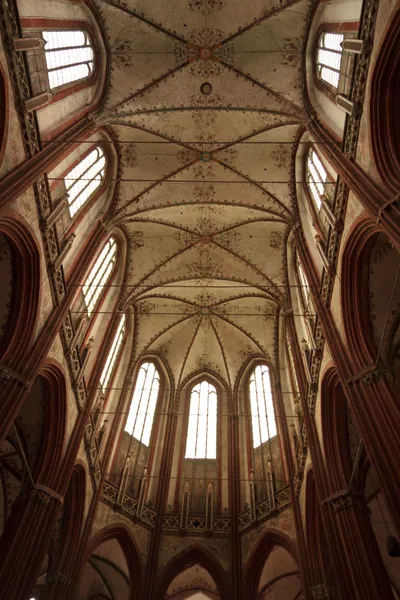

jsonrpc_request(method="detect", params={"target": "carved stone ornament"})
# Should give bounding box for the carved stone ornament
[54,572,72,587]
[361,366,385,385]
[310,584,336,599]
[28,488,51,506]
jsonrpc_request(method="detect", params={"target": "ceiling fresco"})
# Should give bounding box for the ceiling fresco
[93,0,312,391]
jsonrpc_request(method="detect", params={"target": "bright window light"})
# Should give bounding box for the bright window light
[83,237,116,316]
[317,32,344,89]
[298,260,310,304]
[65,147,106,217]
[306,149,327,211]
[250,365,277,448]
[43,30,94,89]
[99,314,126,393]
[185,380,217,459]
[125,362,160,446]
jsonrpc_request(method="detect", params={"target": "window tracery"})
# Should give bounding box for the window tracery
[125,362,160,446]
[185,380,217,459]
[316,32,344,89]
[83,237,116,316]
[298,259,311,306]
[64,146,106,217]
[249,365,277,448]
[306,149,327,212]
[99,314,126,394]
[43,30,94,90]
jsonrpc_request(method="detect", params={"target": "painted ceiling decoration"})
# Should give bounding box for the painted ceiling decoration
[93,0,311,390]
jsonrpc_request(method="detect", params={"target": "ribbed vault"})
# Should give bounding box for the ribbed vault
[93,0,311,388]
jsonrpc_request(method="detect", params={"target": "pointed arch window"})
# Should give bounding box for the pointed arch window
[64,147,106,217]
[250,365,277,448]
[306,149,327,211]
[298,259,310,305]
[43,30,94,90]
[125,362,160,446]
[317,32,344,89]
[185,380,217,459]
[99,314,126,393]
[83,237,116,316]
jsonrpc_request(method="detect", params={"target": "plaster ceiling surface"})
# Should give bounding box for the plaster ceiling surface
[94,0,312,391]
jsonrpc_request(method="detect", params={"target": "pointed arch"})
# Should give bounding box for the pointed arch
[81,524,142,600]
[320,368,352,489]
[370,8,400,192]
[245,527,298,599]
[34,361,67,487]
[0,62,8,169]
[156,543,231,600]
[0,215,41,370]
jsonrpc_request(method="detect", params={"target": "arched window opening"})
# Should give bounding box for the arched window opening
[125,362,160,446]
[317,32,344,89]
[249,365,276,448]
[298,259,311,306]
[65,146,106,217]
[43,30,94,90]
[185,380,217,459]
[306,149,327,211]
[99,314,126,394]
[83,237,116,316]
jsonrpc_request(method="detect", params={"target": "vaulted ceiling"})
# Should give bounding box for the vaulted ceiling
[94,0,311,391]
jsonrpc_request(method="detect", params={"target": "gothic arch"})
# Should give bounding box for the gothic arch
[0,215,41,370]
[245,527,298,598]
[34,361,67,487]
[320,368,352,490]
[305,470,330,586]
[370,7,400,192]
[80,524,142,600]
[156,543,231,600]
[0,62,8,169]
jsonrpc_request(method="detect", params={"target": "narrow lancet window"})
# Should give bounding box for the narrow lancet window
[43,30,94,89]
[306,149,327,211]
[250,365,276,448]
[185,380,217,459]
[125,362,160,446]
[317,32,344,89]
[298,260,311,305]
[65,147,106,217]
[99,314,126,393]
[83,237,116,316]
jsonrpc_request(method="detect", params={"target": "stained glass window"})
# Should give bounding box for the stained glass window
[83,237,116,316]
[185,380,217,459]
[43,30,94,90]
[250,365,276,448]
[317,32,344,89]
[65,147,106,217]
[125,362,160,446]
[306,149,327,211]
[99,314,126,393]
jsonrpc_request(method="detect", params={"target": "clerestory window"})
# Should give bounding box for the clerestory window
[65,146,106,217]
[249,365,277,448]
[99,314,126,393]
[306,149,328,211]
[298,260,311,305]
[43,30,94,90]
[125,362,160,446]
[83,237,116,316]
[185,380,217,459]
[316,32,344,89]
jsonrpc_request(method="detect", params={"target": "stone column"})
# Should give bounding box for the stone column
[295,234,400,535]
[0,116,96,210]
[0,488,63,600]
[0,221,107,444]
[307,118,400,250]
[229,412,243,600]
